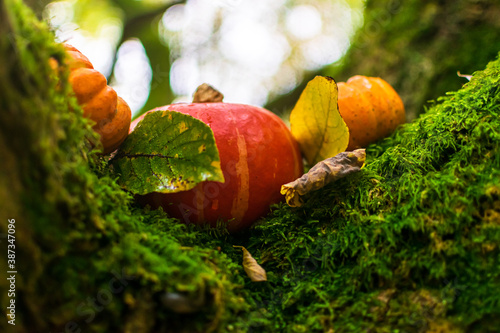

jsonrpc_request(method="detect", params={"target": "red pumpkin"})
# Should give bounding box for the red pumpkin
[131,101,303,233]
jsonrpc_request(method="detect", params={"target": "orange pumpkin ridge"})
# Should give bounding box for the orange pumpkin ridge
[371,77,406,126]
[63,44,94,70]
[347,76,394,139]
[337,75,405,150]
[337,82,378,150]
[63,43,132,154]
[97,97,132,154]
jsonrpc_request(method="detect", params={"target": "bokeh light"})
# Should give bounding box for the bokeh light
[111,40,153,113]
[45,0,364,116]
[161,0,363,107]
[286,5,323,40]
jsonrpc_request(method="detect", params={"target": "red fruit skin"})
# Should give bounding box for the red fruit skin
[131,103,303,233]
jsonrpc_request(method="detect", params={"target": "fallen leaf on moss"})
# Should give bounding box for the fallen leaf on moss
[233,246,267,282]
[281,149,366,207]
[289,75,350,166]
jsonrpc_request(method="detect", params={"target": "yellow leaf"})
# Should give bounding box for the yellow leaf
[233,246,267,282]
[290,76,350,166]
[281,149,366,207]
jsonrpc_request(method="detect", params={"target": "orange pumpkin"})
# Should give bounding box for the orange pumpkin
[64,44,131,154]
[63,44,93,70]
[337,75,405,150]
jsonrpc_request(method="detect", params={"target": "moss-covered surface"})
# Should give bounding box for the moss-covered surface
[1,1,500,332]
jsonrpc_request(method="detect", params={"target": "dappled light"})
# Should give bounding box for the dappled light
[286,5,323,40]
[161,0,363,107]
[44,0,364,116]
[111,39,152,113]
[44,0,122,76]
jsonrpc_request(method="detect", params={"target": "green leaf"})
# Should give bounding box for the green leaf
[289,76,350,166]
[111,110,224,195]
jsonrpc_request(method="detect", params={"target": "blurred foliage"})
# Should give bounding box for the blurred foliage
[97,0,181,113]
[41,0,364,117]
[42,0,181,116]
[73,0,124,34]
[37,0,500,121]
[268,0,500,122]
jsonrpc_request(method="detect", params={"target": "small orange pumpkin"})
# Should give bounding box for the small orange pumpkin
[64,44,131,154]
[337,75,405,150]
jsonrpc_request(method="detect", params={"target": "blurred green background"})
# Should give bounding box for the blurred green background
[29,0,500,121]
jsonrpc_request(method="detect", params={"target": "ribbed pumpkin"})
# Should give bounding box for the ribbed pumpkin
[131,88,303,233]
[64,44,131,154]
[337,75,405,150]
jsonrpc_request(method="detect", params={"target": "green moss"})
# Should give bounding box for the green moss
[246,54,500,332]
[1,0,500,332]
[0,1,248,332]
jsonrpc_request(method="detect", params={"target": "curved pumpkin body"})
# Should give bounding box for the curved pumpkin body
[64,44,93,70]
[63,44,131,154]
[69,68,118,124]
[98,97,132,153]
[337,75,405,150]
[131,103,303,233]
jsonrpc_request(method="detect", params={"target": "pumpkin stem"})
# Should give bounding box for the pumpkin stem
[192,83,224,103]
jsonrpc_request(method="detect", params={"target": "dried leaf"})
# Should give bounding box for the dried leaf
[281,149,366,207]
[111,110,224,195]
[233,246,267,282]
[290,76,350,166]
